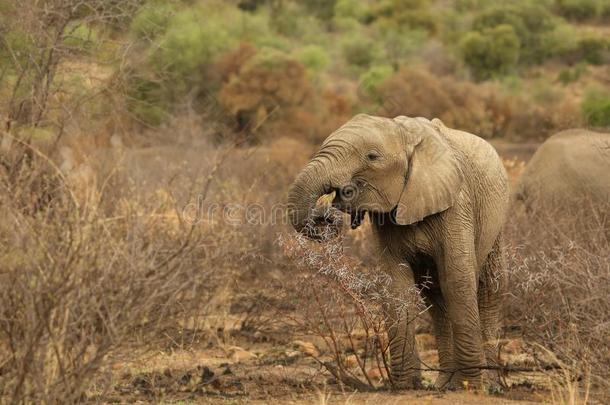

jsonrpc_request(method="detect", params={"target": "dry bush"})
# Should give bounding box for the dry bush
[277,227,428,391]
[376,68,582,140]
[378,68,512,138]
[504,199,609,400]
[0,141,245,403]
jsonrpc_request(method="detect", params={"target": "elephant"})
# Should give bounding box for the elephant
[287,114,509,390]
[514,129,610,212]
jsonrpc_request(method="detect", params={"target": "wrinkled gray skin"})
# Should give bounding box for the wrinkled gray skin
[288,114,509,390]
[515,129,610,211]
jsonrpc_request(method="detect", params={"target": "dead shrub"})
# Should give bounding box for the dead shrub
[0,142,242,403]
[378,68,512,138]
[505,198,610,400]
[277,228,428,391]
[376,68,582,140]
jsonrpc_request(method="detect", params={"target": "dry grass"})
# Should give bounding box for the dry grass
[0,139,246,403]
[504,198,610,402]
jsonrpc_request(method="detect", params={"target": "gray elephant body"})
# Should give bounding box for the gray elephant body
[288,114,509,389]
[515,129,610,211]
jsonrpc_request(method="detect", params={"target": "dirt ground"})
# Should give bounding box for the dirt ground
[100,315,551,404]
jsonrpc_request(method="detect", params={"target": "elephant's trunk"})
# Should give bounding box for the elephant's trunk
[287,160,331,235]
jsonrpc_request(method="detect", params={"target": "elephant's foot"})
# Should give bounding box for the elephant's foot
[482,369,505,394]
[450,369,485,391]
[391,370,423,390]
[434,371,459,390]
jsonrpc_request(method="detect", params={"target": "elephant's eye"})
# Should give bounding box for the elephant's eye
[366,152,380,161]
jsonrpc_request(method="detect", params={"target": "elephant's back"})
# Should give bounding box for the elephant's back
[517,129,610,207]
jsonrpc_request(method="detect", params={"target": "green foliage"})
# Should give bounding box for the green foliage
[302,0,337,21]
[557,64,587,84]
[577,36,608,64]
[125,75,170,126]
[341,34,381,69]
[460,24,520,80]
[334,0,368,22]
[130,1,176,40]
[295,45,330,73]
[358,65,393,100]
[555,0,600,21]
[150,9,232,80]
[372,0,438,34]
[472,3,557,64]
[63,23,99,53]
[380,29,426,68]
[582,89,610,127]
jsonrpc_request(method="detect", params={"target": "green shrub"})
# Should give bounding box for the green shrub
[578,36,608,64]
[372,0,438,34]
[130,1,176,40]
[295,45,330,73]
[334,0,368,22]
[472,3,556,64]
[150,10,232,81]
[381,29,426,68]
[555,0,600,21]
[358,65,393,101]
[582,89,610,127]
[341,34,380,68]
[302,0,337,21]
[460,24,520,80]
[63,23,100,53]
[558,64,587,84]
[125,75,171,126]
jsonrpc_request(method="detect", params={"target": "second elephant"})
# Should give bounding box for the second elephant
[288,114,509,389]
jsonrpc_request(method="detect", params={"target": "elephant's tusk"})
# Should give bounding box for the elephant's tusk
[316,190,336,208]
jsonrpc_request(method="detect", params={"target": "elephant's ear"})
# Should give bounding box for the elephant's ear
[393,116,464,225]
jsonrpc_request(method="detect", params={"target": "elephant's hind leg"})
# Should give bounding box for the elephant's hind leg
[478,235,506,387]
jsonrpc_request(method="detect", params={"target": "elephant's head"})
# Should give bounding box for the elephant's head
[287,114,463,239]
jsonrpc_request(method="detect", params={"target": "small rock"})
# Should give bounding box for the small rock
[226,346,257,362]
[291,340,320,357]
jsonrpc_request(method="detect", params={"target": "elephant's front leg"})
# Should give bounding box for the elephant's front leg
[382,254,422,389]
[439,242,485,389]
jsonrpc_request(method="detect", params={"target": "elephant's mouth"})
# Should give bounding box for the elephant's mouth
[317,189,367,231]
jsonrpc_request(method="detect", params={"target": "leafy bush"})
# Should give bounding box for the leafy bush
[302,0,337,21]
[578,36,608,64]
[582,89,610,127]
[372,0,438,34]
[334,0,368,22]
[295,45,330,73]
[124,75,171,126]
[472,3,557,64]
[380,29,427,69]
[63,23,99,53]
[341,34,380,69]
[557,64,587,84]
[358,64,394,101]
[555,0,600,21]
[460,24,520,80]
[130,1,176,40]
[150,9,233,82]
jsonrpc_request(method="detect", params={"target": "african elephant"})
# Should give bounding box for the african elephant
[287,114,509,390]
[514,129,610,212]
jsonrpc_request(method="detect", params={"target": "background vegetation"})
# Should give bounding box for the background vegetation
[1,0,608,403]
